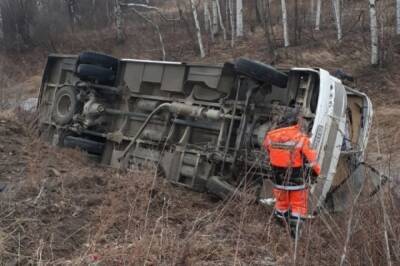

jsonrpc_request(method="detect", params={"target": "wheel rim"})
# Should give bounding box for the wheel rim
[57,94,72,117]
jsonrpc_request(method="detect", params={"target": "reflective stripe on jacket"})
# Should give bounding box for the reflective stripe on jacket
[263,124,321,176]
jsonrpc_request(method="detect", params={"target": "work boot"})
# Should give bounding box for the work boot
[274,210,289,227]
[289,216,304,239]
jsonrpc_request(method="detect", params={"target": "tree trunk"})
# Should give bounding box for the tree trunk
[369,0,378,65]
[66,0,79,30]
[236,0,243,37]
[215,0,227,40]
[310,0,315,24]
[228,0,235,47]
[315,0,321,30]
[114,0,124,43]
[255,0,264,25]
[204,1,210,32]
[204,1,214,41]
[294,0,299,45]
[190,0,206,58]
[265,0,276,60]
[397,0,400,34]
[0,1,17,50]
[281,0,290,47]
[212,0,219,35]
[332,0,342,41]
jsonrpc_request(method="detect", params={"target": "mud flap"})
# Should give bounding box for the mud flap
[328,163,389,212]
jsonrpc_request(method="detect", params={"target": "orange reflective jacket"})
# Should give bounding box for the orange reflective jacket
[263,124,321,175]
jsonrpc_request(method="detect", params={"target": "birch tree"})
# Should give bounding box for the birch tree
[190,0,206,58]
[228,0,235,47]
[315,0,321,30]
[114,0,124,43]
[281,0,290,47]
[397,0,400,34]
[215,0,227,40]
[369,0,378,65]
[236,0,243,37]
[332,0,342,41]
[211,0,219,35]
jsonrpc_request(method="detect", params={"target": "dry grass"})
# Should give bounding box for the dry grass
[0,112,399,265]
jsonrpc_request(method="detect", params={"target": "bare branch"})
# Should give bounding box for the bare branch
[120,2,179,21]
[129,7,166,61]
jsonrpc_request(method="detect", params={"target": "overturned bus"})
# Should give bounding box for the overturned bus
[37,52,376,213]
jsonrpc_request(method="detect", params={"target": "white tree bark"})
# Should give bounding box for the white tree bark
[229,0,235,47]
[315,0,321,30]
[114,0,124,43]
[190,0,206,58]
[369,0,378,65]
[236,0,243,37]
[332,0,342,41]
[212,0,219,35]
[215,0,227,40]
[397,0,400,34]
[281,0,290,47]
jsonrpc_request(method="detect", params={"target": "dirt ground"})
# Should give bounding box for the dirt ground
[0,111,279,265]
[0,111,399,265]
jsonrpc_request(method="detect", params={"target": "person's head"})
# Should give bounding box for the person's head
[277,108,300,128]
[276,107,310,132]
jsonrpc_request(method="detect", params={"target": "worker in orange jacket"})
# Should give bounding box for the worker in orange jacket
[263,112,321,237]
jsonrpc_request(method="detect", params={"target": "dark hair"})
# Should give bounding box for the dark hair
[277,109,300,127]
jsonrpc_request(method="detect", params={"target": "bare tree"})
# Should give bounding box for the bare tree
[332,0,342,41]
[204,1,214,41]
[190,0,205,58]
[265,0,276,57]
[397,0,400,34]
[315,0,321,30]
[0,1,17,49]
[310,0,315,22]
[114,0,124,43]
[0,0,36,50]
[281,0,290,47]
[215,0,227,40]
[255,0,265,25]
[65,0,79,30]
[212,0,219,36]
[204,1,210,32]
[236,0,243,37]
[369,0,378,65]
[228,0,235,47]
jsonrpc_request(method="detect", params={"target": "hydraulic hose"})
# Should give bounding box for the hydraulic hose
[119,103,171,161]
